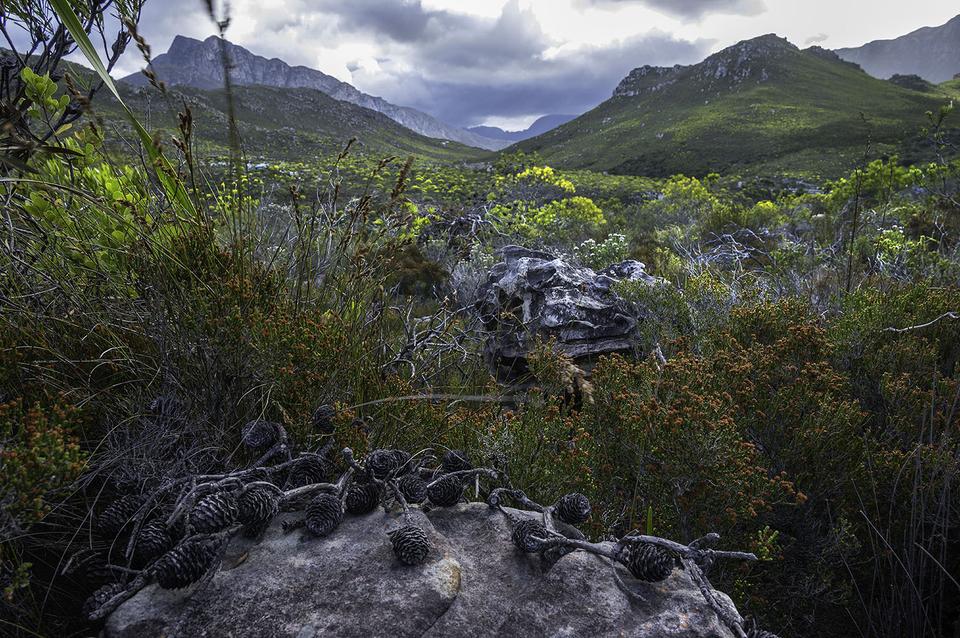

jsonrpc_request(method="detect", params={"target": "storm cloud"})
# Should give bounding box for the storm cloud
[319,0,711,125]
[115,0,710,127]
[582,0,766,20]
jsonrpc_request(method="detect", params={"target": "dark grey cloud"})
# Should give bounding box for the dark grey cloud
[581,0,766,20]
[327,1,710,126]
[113,0,711,127]
[357,27,711,126]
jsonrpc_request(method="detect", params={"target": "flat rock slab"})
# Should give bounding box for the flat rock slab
[106,504,736,638]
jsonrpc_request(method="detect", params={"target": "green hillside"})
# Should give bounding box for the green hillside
[515,35,957,178]
[92,78,488,163]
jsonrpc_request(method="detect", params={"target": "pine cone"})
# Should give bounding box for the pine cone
[82,582,125,619]
[345,483,380,515]
[512,518,550,553]
[441,449,472,473]
[426,474,463,507]
[237,485,279,536]
[398,475,427,504]
[555,493,591,525]
[312,404,337,435]
[388,525,430,565]
[97,495,142,538]
[391,449,412,475]
[133,519,173,565]
[285,455,332,489]
[190,491,239,534]
[366,448,402,480]
[241,419,280,450]
[154,538,220,589]
[627,543,677,582]
[305,493,343,537]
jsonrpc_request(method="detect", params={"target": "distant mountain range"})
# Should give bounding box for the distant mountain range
[467,115,578,143]
[835,14,960,83]
[515,34,958,177]
[120,36,509,151]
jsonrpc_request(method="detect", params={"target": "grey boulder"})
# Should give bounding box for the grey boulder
[475,246,655,380]
[106,503,738,638]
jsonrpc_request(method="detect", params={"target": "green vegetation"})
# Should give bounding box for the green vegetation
[516,35,959,179]
[3,5,960,638]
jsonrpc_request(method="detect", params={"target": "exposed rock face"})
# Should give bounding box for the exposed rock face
[106,503,738,638]
[835,14,960,84]
[475,246,654,380]
[121,36,507,151]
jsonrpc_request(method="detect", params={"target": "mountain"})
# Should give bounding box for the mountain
[468,114,578,142]
[94,77,487,164]
[835,15,960,84]
[120,35,508,151]
[514,34,957,178]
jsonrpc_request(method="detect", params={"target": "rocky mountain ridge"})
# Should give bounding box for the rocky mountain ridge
[121,35,508,151]
[835,14,960,83]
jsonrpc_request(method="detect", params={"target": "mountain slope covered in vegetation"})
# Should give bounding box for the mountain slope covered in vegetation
[515,35,956,178]
[120,36,508,151]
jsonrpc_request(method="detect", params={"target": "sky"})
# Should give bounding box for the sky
[105,0,960,129]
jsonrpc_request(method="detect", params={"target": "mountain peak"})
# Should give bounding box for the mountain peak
[835,14,960,83]
[120,35,506,150]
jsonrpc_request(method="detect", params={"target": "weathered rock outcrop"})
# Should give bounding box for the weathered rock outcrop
[476,246,654,381]
[106,503,738,638]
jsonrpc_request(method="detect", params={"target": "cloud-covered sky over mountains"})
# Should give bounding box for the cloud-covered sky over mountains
[120,0,957,129]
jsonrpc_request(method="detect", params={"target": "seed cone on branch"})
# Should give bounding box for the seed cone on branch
[83,583,125,620]
[427,474,463,507]
[441,449,472,473]
[512,518,550,553]
[626,542,677,582]
[312,404,336,435]
[285,455,332,488]
[237,486,280,536]
[345,483,380,515]
[398,475,427,504]
[241,419,280,450]
[305,493,343,537]
[154,538,221,589]
[366,448,403,480]
[133,519,173,565]
[190,492,239,534]
[389,525,430,565]
[97,494,143,538]
[555,493,591,525]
